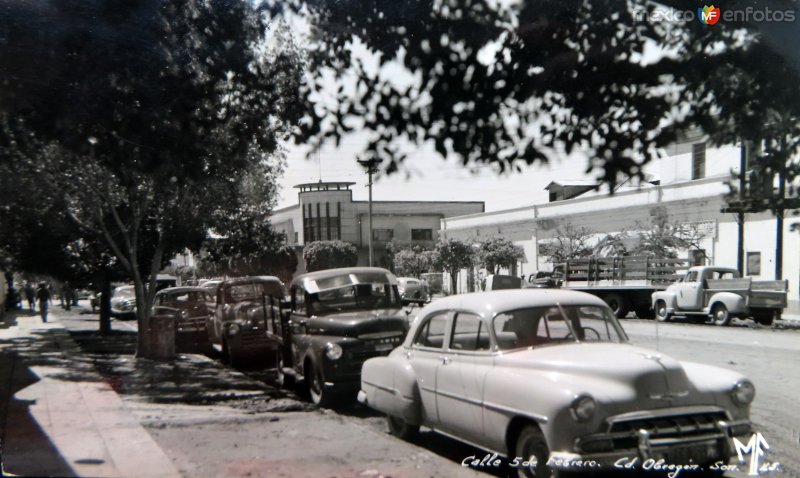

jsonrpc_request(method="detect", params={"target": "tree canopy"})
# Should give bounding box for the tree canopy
[303,241,359,272]
[0,0,304,357]
[434,239,474,293]
[476,237,525,275]
[393,245,439,277]
[287,0,800,191]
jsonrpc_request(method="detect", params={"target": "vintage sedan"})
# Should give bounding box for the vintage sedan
[208,276,285,368]
[153,287,214,353]
[396,277,429,305]
[110,285,136,320]
[359,289,754,477]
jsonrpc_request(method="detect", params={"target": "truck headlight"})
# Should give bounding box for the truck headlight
[227,323,240,337]
[732,380,755,406]
[571,395,597,422]
[325,343,343,361]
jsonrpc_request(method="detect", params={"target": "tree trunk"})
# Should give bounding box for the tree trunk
[135,234,167,360]
[449,269,458,295]
[99,277,111,335]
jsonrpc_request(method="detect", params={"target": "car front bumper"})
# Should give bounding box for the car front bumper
[544,418,751,472]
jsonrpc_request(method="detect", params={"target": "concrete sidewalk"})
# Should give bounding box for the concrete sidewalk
[0,311,181,478]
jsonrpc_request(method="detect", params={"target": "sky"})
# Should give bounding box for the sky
[276,134,603,212]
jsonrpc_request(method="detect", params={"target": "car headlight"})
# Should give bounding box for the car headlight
[325,343,343,361]
[227,323,241,337]
[732,380,755,406]
[571,395,597,422]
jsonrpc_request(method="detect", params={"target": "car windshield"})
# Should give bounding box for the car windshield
[115,287,135,298]
[308,282,401,314]
[225,282,284,303]
[492,304,628,350]
[163,291,211,307]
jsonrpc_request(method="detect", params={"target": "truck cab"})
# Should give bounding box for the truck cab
[652,266,787,326]
[284,267,410,407]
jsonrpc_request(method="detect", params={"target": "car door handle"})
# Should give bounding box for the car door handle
[440,356,451,365]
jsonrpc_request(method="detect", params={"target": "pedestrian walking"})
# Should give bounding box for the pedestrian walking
[36,282,51,322]
[63,281,72,311]
[24,282,36,311]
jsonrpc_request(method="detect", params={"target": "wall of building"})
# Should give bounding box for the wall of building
[440,148,799,310]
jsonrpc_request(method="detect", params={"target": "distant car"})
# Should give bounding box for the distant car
[396,277,429,305]
[201,280,222,301]
[359,289,755,477]
[110,285,136,320]
[90,292,101,312]
[208,276,286,368]
[525,271,559,288]
[74,289,94,300]
[153,287,214,353]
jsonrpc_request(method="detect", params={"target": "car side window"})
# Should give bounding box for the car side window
[292,286,306,314]
[413,312,449,349]
[450,313,490,352]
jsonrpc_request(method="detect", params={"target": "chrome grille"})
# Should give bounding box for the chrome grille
[606,410,727,450]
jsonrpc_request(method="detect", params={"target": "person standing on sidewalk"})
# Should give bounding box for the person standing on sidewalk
[36,282,51,322]
[24,281,36,311]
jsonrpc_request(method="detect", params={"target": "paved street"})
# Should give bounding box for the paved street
[3,303,799,478]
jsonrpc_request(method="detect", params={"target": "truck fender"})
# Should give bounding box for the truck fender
[361,355,422,425]
[707,293,747,314]
[652,291,677,310]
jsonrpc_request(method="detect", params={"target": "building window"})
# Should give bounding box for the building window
[373,228,394,242]
[747,252,761,276]
[692,142,706,180]
[411,229,433,241]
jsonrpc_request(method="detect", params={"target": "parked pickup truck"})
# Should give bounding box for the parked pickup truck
[652,266,788,326]
[527,255,691,319]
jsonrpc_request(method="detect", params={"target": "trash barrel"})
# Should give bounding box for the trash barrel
[147,314,176,361]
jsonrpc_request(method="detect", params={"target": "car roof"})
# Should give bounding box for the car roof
[397,277,419,282]
[419,289,608,319]
[291,267,394,284]
[156,287,211,296]
[220,276,283,286]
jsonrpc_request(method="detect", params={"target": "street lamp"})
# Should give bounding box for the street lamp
[357,157,381,266]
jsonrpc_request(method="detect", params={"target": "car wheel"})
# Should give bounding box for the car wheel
[655,300,671,322]
[711,303,731,326]
[306,360,337,408]
[514,424,557,478]
[603,293,629,318]
[386,414,419,440]
[273,349,285,388]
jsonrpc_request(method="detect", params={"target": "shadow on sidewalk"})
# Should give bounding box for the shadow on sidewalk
[67,330,279,406]
[0,350,77,477]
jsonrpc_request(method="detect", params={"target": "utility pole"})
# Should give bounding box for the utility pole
[357,158,381,266]
[736,141,748,275]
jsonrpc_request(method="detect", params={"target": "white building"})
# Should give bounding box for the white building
[270,181,485,274]
[440,134,800,314]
